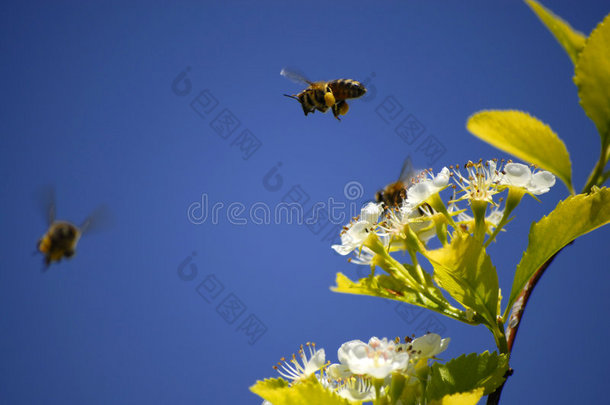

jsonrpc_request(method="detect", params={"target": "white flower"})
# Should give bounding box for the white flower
[401,333,450,361]
[332,202,383,256]
[382,204,435,243]
[336,376,376,402]
[338,337,409,379]
[501,163,531,187]
[404,167,450,209]
[500,163,556,195]
[331,222,371,255]
[453,160,502,204]
[274,343,327,382]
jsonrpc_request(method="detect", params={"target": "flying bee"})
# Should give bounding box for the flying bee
[376,157,422,209]
[281,68,366,120]
[36,188,109,269]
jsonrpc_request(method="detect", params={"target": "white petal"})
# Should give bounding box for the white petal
[351,247,375,265]
[529,171,556,194]
[411,333,440,355]
[344,222,370,244]
[328,363,352,379]
[406,182,432,205]
[439,337,450,353]
[304,349,326,374]
[338,340,365,364]
[360,202,382,224]
[433,167,450,187]
[410,333,450,358]
[332,222,371,255]
[502,163,532,187]
[332,244,355,255]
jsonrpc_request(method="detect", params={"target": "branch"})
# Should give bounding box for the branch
[485,249,563,405]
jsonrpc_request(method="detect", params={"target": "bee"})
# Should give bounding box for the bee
[36,188,108,269]
[375,157,422,209]
[281,68,366,120]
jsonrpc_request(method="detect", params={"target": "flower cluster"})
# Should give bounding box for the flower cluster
[263,333,449,404]
[332,160,556,262]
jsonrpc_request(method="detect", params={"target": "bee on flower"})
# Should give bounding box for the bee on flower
[332,159,557,266]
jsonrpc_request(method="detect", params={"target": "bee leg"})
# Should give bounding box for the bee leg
[65,249,75,258]
[324,91,336,107]
[333,100,349,120]
[332,104,342,121]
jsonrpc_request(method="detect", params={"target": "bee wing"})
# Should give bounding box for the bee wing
[397,156,419,184]
[80,205,112,235]
[280,67,312,85]
[35,186,56,225]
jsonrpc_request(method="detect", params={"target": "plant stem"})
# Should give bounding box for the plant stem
[487,130,609,404]
[486,249,562,405]
[582,137,609,193]
[486,144,609,403]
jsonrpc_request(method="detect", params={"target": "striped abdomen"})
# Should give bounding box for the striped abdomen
[297,82,332,114]
[328,79,366,100]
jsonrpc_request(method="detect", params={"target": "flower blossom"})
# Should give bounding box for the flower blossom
[274,342,327,382]
[500,162,556,195]
[338,337,409,379]
[332,202,383,256]
[452,160,502,204]
[336,376,376,402]
[403,167,451,210]
[402,333,450,360]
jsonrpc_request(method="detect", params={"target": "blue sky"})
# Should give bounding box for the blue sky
[1,1,609,404]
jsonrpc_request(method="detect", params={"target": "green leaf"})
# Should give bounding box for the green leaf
[574,13,610,148]
[467,110,574,193]
[332,272,451,315]
[250,376,355,405]
[525,0,586,65]
[428,388,485,405]
[425,234,499,327]
[333,272,420,302]
[506,187,610,315]
[426,352,509,401]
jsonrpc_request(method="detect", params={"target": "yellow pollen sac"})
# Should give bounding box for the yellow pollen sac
[38,236,51,253]
[339,102,349,115]
[324,92,336,107]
